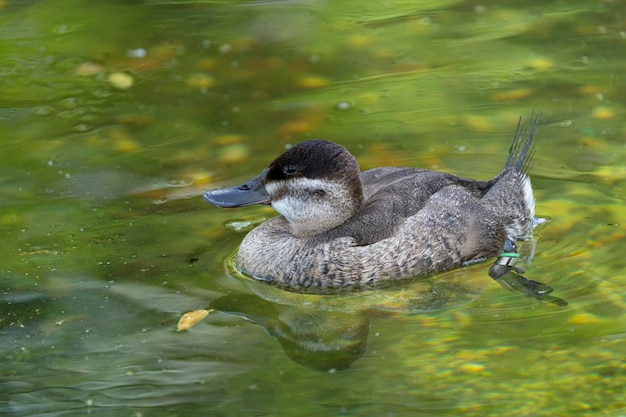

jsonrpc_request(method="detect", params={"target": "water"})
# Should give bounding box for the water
[1,0,625,416]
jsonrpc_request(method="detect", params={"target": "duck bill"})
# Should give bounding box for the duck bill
[203,169,270,208]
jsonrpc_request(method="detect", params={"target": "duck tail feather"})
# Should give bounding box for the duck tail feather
[504,111,540,175]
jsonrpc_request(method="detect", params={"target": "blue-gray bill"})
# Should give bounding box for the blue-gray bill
[203,169,270,208]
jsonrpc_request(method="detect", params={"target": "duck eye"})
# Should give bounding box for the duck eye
[283,165,298,176]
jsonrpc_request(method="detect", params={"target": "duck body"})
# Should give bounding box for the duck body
[204,116,538,288]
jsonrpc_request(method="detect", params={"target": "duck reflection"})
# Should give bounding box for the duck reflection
[211,293,369,371]
[209,271,482,371]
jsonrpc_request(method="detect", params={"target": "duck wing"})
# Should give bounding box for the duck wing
[320,167,493,246]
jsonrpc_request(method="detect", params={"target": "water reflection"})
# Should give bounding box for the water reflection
[210,267,483,371]
[211,293,370,371]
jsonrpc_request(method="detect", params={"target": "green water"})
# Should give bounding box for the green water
[1,0,625,416]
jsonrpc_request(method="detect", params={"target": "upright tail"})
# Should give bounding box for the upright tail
[482,112,539,234]
[504,111,539,175]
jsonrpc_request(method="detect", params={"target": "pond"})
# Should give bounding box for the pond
[1,0,625,416]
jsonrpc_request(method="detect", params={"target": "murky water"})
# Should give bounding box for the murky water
[1,1,625,416]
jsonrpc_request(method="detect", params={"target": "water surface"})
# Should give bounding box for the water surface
[1,1,625,416]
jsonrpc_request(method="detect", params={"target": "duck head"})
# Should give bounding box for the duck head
[204,140,365,237]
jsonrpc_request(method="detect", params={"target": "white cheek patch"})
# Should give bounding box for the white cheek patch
[266,178,337,223]
[266,177,329,195]
[272,196,316,223]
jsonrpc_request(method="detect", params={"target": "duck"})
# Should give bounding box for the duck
[203,114,567,305]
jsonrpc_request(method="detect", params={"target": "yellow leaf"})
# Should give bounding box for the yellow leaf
[177,309,211,331]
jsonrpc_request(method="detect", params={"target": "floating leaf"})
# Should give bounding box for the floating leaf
[177,309,211,331]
